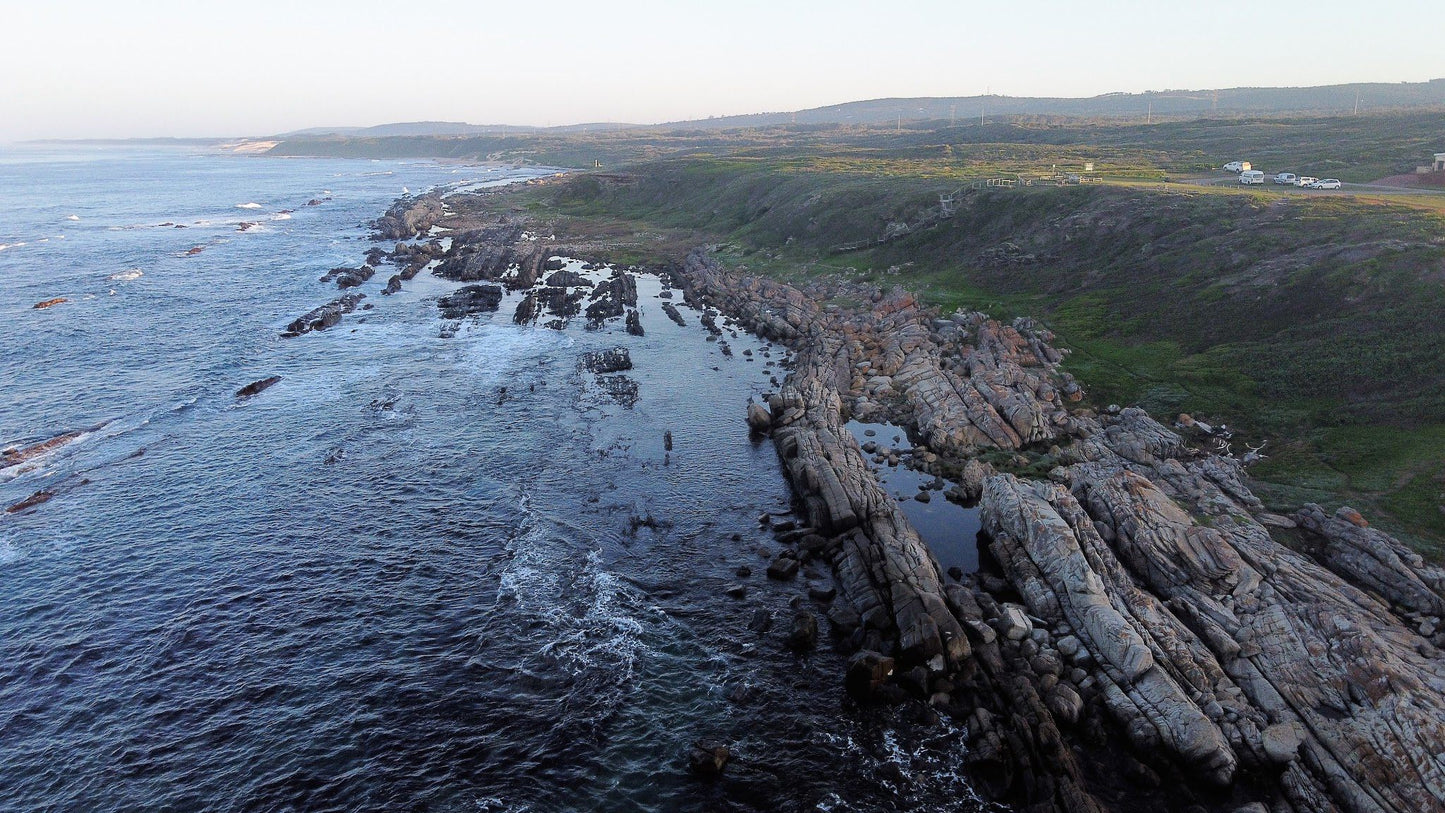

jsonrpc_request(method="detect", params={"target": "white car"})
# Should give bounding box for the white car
[1239,170,1266,184]
[1274,173,1297,185]
[1311,179,1342,190]
[1295,176,1320,188]
[1223,161,1245,173]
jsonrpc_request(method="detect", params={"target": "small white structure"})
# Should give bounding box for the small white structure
[1436,153,1445,172]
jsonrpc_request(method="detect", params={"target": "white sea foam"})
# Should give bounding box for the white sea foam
[66,214,80,221]
[236,202,263,209]
[108,269,144,281]
[0,535,19,565]
[270,213,291,221]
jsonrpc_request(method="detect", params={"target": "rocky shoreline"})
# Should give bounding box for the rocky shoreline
[346,191,1445,811]
[671,249,1445,812]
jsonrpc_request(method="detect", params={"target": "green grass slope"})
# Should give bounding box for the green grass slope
[545,158,1445,553]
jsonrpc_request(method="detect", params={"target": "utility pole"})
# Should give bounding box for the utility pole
[1147,100,1152,125]
[1354,91,1361,115]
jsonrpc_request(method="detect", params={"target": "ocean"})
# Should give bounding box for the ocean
[0,145,988,812]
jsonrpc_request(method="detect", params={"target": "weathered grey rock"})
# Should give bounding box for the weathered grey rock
[746,403,772,433]
[983,461,1445,810]
[1260,721,1305,764]
[1045,683,1085,726]
[320,264,375,289]
[998,604,1032,641]
[1296,503,1445,617]
[372,194,444,240]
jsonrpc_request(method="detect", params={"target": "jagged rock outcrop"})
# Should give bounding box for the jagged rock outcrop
[585,270,638,323]
[671,246,1445,812]
[282,293,365,337]
[581,347,632,374]
[1296,503,1445,624]
[433,223,547,290]
[768,364,970,668]
[372,194,444,240]
[981,412,1445,812]
[320,265,375,289]
[675,250,1080,457]
[438,284,504,319]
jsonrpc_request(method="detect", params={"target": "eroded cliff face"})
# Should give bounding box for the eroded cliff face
[674,248,1445,813]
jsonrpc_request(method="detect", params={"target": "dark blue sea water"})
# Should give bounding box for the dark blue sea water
[0,145,988,812]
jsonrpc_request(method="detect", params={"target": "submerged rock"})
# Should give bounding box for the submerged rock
[2,428,91,469]
[688,740,730,778]
[282,293,365,337]
[6,489,55,514]
[235,376,281,399]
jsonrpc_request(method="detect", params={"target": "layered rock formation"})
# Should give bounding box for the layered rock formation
[433,223,551,291]
[671,247,1445,812]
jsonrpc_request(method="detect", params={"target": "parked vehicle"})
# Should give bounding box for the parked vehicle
[1295,176,1320,188]
[1223,161,1251,173]
[1274,172,1297,185]
[1311,179,1342,190]
[1239,170,1266,185]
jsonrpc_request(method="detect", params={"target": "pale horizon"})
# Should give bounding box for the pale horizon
[3,0,1441,141]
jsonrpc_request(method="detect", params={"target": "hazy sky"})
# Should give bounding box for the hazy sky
[1,0,1439,140]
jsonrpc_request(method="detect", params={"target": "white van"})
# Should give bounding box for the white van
[1239,170,1265,185]
[1275,173,1297,185]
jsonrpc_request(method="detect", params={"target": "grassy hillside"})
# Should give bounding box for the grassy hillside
[272,109,1445,183]
[528,157,1445,554]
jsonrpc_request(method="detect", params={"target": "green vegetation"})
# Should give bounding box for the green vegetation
[539,158,1445,551]
[319,110,1445,553]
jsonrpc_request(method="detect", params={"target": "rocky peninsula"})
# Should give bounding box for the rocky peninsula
[364,190,1445,813]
